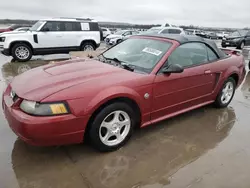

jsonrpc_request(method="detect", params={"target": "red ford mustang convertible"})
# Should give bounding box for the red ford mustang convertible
[3,34,246,152]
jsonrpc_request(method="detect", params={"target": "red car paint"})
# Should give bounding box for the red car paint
[0,28,12,33]
[2,36,246,146]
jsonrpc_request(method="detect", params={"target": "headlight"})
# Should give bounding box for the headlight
[20,100,70,116]
[0,37,5,42]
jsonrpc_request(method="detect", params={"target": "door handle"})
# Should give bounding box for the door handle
[204,70,211,74]
[56,35,63,37]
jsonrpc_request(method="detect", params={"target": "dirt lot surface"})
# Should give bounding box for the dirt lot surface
[0,43,250,188]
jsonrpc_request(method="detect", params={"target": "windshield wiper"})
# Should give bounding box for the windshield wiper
[103,57,135,72]
[109,58,134,72]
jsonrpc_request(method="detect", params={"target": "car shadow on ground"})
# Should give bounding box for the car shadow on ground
[10,105,236,188]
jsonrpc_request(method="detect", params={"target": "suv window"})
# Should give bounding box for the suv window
[169,29,181,34]
[168,43,208,67]
[161,29,169,34]
[63,22,81,31]
[247,31,250,36]
[89,22,99,31]
[206,46,218,61]
[42,21,63,31]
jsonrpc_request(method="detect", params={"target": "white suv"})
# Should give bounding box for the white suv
[0,18,101,62]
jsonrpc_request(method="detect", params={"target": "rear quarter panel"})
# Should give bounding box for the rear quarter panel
[210,54,245,98]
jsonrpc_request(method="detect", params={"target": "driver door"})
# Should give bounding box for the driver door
[151,42,217,121]
[36,21,64,48]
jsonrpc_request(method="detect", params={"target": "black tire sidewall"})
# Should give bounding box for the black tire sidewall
[11,43,32,62]
[215,77,236,108]
[80,42,96,51]
[89,102,136,152]
[117,39,122,44]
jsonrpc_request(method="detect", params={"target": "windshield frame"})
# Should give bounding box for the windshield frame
[29,21,46,31]
[100,37,173,74]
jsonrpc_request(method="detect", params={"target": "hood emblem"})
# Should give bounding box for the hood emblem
[144,93,150,99]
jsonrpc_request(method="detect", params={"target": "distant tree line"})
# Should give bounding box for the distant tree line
[0,19,246,32]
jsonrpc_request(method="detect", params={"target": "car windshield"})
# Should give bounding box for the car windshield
[102,38,172,73]
[114,30,127,35]
[30,21,45,31]
[230,31,240,37]
[238,30,248,36]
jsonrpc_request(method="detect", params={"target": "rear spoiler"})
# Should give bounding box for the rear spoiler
[219,48,242,56]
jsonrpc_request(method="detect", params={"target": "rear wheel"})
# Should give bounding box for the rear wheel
[89,102,135,152]
[80,42,96,51]
[11,43,32,62]
[214,77,236,108]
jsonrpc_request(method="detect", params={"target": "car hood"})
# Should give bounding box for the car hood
[11,59,143,101]
[225,36,243,40]
[106,34,122,39]
[0,30,30,36]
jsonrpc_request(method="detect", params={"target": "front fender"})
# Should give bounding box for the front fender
[85,86,142,115]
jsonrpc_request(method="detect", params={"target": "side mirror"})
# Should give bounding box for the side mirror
[41,27,50,32]
[162,64,184,74]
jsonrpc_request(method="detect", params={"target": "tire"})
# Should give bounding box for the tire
[214,77,236,108]
[89,102,136,152]
[11,43,32,62]
[116,39,122,44]
[80,42,96,51]
[237,41,245,49]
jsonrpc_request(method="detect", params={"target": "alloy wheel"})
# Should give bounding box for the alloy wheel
[15,46,30,60]
[99,110,131,146]
[221,82,234,104]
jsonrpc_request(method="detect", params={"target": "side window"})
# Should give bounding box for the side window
[168,43,208,67]
[41,21,62,31]
[89,22,99,31]
[206,46,218,61]
[169,29,181,34]
[102,28,107,31]
[161,29,169,34]
[132,31,139,35]
[247,31,250,36]
[123,31,132,36]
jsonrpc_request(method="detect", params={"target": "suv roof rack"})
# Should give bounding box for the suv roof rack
[58,17,93,21]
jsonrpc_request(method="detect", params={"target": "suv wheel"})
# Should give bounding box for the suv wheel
[237,41,245,49]
[81,42,95,51]
[12,43,32,62]
[214,77,236,108]
[89,102,135,152]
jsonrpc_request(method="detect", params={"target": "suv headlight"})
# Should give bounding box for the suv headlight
[20,100,70,116]
[0,37,5,42]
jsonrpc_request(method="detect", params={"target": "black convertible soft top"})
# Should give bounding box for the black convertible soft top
[138,34,227,58]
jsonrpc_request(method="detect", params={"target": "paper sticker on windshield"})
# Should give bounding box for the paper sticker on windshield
[142,47,162,56]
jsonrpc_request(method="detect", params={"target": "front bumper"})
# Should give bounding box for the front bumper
[2,93,88,146]
[0,46,10,56]
[221,40,241,47]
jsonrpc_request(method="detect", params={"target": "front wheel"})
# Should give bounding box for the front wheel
[89,102,135,152]
[237,41,245,49]
[11,43,32,62]
[214,77,236,108]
